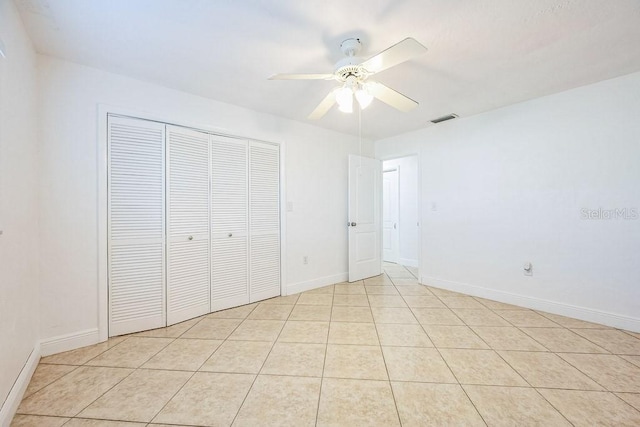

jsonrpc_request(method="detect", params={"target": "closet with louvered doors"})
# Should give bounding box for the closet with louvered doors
[107,115,281,336]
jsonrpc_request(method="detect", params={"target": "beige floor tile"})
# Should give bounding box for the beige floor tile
[334,283,366,294]
[499,351,603,390]
[200,340,272,374]
[17,366,132,417]
[135,317,201,338]
[559,353,640,392]
[386,270,414,280]
[363,275,394,286]
[368,295,407,307]
[522,327,608,353]
[440,296,486,309]
[23,364,77,398]
[391,278,419,286]
[617,393,640,411]
[376,323,433,347]
[289,304,331,321]
[228,319,284,342]
[571,329,640,355]
[278,321,329,343]
[330,306,373,323]
[328,322,379,345]
[412,308,464,325]
[423,325,489,349]
[471,326,548,351]
[383,346,456,382]
[303,285,334,294]
[537,311,610,329]
[78,369,190,422]
[324,345,388,380]
[622,355,640,368]
[247,303,294,320]
[371,307,418,324]
[234,375,321,427]
[365,285,399,295]
[403,295,446,308]
[317,378,399,426]
[40,337,126,366]
[396,284,433,296]
[452,308,512,326]
[10,415,69,427]
[181,318,242,340]
[65,418,146,426]
[152,372,254,426]
[624,330,640,339]
[392,382,484,426]
[439,349,527,386]
[464,385,570,426]
[261,342,326,377]
[297,293,333,306]
[207,303,257,319]
[142,338,221,371]
[538,389,640,426]
[425,286,465,297]
[497,310,562,328]
[474,297,522,310]
[84,337,173,368]
[261,294,300,305]
[332,294,369,307]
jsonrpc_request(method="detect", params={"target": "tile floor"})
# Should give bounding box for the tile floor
[12,264,640,426]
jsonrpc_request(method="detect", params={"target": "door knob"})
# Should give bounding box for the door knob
[188,236,193,240]
[228,233,233,237]
[350,222,357,227]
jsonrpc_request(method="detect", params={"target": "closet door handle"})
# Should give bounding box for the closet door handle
[188,235,193,241]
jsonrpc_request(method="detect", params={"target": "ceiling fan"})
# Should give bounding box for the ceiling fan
[269,37,428,119]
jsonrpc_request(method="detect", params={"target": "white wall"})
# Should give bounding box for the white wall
[382,156,419,267]
[0,0,40,418]
[38,55,372,345]
[376,72,640,331]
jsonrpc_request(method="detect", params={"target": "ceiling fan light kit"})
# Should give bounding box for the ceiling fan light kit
[269,37,428,120]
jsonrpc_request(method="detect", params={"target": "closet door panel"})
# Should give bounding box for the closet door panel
[249,142,281,302]
[108,116,165,336]
[166,126,210,325]
[211,137,250,311]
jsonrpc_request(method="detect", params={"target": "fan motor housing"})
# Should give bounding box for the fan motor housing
[334,57,366,82]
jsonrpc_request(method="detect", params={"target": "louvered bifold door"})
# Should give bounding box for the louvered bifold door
[211,137,250,311]
[249,141,281,302]
[108,116,166,336]
[166,126,211,325]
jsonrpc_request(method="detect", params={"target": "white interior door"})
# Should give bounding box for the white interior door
[249,141,281,302]
[108,116,166,336]
[348,155,382,282]
[383,168,399,263]
[166,126,211,325]
[211,136,250,311]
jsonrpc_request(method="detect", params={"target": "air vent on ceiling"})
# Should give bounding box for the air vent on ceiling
[431,113,458,124]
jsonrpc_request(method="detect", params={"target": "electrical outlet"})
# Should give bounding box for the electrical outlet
[303,256,308,265]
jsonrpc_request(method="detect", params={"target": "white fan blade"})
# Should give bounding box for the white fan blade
[368,81,418,112]
[269,73,335,80]
[361,38,427,75]
[308,90,336,120]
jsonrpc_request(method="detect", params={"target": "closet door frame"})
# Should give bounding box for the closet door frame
[98,107,287,344]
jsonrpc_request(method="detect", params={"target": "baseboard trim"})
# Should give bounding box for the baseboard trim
[398,258,419,268]
[421,276,640,332]
[0,344,41,427]
[40,328,101,357]
[286,272,348,295]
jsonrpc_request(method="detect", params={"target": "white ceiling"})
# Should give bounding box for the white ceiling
[15,0,640,140]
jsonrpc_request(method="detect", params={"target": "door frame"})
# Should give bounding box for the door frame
[97,104,287,342]
[378,153,421,277]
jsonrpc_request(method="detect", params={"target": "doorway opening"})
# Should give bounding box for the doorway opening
[382,155,419,280]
